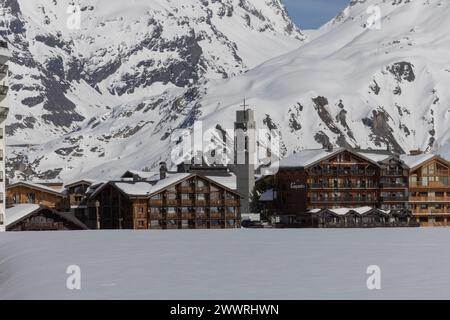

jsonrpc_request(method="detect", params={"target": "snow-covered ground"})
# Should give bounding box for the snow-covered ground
[1,229,450,300]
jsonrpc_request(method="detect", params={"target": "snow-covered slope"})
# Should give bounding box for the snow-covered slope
[3,229,450,299]
[5,0,450,181]
[1,0,304,180]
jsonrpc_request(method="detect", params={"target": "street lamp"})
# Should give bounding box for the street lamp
[95,200,101,230]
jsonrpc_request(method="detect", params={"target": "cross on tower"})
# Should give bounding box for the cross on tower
[240,98,249,112]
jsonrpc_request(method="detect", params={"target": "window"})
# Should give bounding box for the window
[0,214,3,225]
[167,207,176,214]
[137,220,145,227]
[12,192,19,204]
[0,192,3,203]
[27,193,35,203]
[196,193,206,200]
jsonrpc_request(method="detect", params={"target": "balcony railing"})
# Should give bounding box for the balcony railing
[210,199,224,206]
[310,198,377,204]
[410,196,450,202]
[209,213,223,219]
[225,200,239,206]
[309,183,377,189]
[410,182,450,188]
[149,199,164,206]
[380,196,408,202]
[380,183,407,188]
[310,169,377,176]
[381,170,408,176]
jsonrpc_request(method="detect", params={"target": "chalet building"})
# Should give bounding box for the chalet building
[309,207,414,228]
[5,204,87,231]
[0,40,10,232]
[89,165,242,230]
[6,181,68,211]
[269,147,409,214]
[401,154,450,227]
[65,179,95,223]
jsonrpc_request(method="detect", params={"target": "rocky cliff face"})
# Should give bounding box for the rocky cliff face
[4,0,450,182]
[0,0,304,180]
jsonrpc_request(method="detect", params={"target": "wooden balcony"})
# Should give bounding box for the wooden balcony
[210,199,224,206]
[181,213,195,219]
[309,184,377,189]
[225,200,239,206]
[179,186,195,193]
[209,213,223,219]
[412,209,450,215]
[225,212,236,219]
[166,199,179,206]
[195,199,207,206]
[410,182,450,189]
[380,196,408,202]
[166,213,178,219]
[180,199,194,206]
[310,198,377,204]
[380,183,407,188]
[195,213,208,219]
[149,199,164,206]
[149,213,163,220]
[410,196,450,202]
[309,169,376,176]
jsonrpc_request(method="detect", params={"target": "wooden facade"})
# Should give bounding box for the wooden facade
[7,205,87,231]
[407,156,450,227]
[265,148,411,222]
[310,208,414,228]
[6,182,67,210]
[90,174,242,230]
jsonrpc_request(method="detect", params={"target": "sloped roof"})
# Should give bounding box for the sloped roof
[5,204,41,227]
[5,204,88,229]
[259,189,274,201]
[7,181,65,195]
[120,170,160,181]
[206,174,237,190]
[277,147,390,169]
[400,153,436,170]
[309,207,381,216]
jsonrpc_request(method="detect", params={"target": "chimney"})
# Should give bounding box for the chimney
[410,149,423,156]
[327,143,334,152]
[159,162,167,180]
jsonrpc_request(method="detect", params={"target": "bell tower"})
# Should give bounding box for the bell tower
[234,100,256,214]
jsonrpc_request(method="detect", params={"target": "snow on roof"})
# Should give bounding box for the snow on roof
[278,148,344,168]
[400,153,435,169]
[355,151,391,163]
[8,181,65,195]
[121,170,160,180]
[5,204,88,229]
[114,181,154,197]
[64,179,96,187]
[206,174,237,190]
[150,173,192,194]
[259,189,274,201]
[310,207,374,216]
[5,204,41,227]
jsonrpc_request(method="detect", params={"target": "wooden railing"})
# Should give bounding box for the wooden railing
[410,197,450,202]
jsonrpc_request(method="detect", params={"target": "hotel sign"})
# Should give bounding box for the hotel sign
[290,181,305,190]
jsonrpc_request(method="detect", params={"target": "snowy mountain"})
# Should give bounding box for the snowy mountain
[5,0,450,181]
[1,0,304,180]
